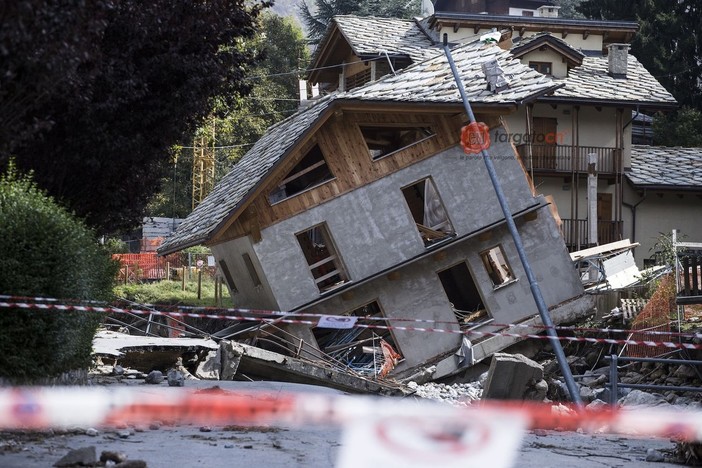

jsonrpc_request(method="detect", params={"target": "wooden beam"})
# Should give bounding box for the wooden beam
[453,23,460,33]
[519,27,526,37]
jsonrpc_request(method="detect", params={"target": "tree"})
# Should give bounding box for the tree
[0,164,118,383]
[552,0,585,18]
[0,0,269,233]
[148,12,311,218]
[652,107,702,147]
[299,0,421,44]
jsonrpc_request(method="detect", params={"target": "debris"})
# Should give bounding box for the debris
[85,428,99,437]
[200,426,212,433]
[112,365,125,376]
[100,450,128,464]
[218,340,407,395]
[53,446,97,467]
[145,370,163,384]
[195,350,220,380]
[482,353,545,401]
[646,448,666,462]
[167,369,184,387]
[619,390,670,407]
[114,461,147,468]
[117,430,132,439]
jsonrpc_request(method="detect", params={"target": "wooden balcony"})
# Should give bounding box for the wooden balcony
[516,144,620,174]
[561,219,623,250]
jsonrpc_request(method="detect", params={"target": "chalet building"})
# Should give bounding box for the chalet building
[624,146,702,265]
[304,6,676,263]
[160,38,590,381]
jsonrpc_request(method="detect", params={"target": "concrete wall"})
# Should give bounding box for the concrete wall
[251,128,538,311]
[622,185,702,267]
[301,203,584,373]
[210,237,279,310]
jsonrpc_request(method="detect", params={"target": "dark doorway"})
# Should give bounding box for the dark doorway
[438,262,489,327]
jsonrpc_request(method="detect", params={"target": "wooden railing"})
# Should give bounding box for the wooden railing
[561,219,623,249]
[677,250,702,305]
[516,144,620,174]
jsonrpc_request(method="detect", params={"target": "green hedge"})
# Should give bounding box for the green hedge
[0,165,118,383]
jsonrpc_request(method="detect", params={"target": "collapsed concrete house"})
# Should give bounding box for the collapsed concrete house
[159,34,592,382]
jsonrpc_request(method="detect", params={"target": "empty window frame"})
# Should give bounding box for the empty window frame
[401,178,455,247]
[359,124,435,160]
[438,262,491,328]
[529,61,552,75]
[242,253,262,287]
[313,300,402,375]
[268,144,334,204]
[218,259,238,293]
[296,224,348,292]
[480,245,516,287]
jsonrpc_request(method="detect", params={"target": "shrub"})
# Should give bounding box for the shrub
[0,164,118,383]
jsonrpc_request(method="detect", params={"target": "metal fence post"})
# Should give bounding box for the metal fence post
[609,354,618,406]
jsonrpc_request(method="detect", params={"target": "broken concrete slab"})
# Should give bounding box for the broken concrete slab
[219,340,407,395]
[195,350,220,380]
[482,353,544,401]
[93,330,218,372]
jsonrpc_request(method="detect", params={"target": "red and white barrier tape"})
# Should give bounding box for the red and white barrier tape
[1,387,701,440]
[0,297,697,350]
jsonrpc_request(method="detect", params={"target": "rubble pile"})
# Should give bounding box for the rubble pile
[407,380,482,406]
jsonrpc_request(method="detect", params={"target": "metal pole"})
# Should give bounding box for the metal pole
[442,37,583,407]
[609,354,618,405]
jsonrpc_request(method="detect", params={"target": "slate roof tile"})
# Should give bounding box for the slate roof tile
[627,145,702,189]
[159,39,558,254]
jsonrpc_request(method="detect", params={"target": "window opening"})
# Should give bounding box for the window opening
[313,301,402,376]
[296,224,348,292]
[529,61,552,75]
[360,125,435,160]
[480,245,516,287]
[218,259,238,293]
[242,253,261,287]
[268,144,333,203]
[402,178,455,247]
[438,262,491,329]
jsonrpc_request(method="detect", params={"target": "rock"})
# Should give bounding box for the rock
[100,451,128,463]
[85,428,99,437]
[200,426,212,432]
[149,421,162,430]
[674,364,698,379]
[195,350,221,380]
[524,379,548,401]
[112,365,125,376]
[586,399,608,410]
[483,353,544,401]
[566,356,588,374]
[167,369,185,387]
[117,430,132,439]
[620,372,643,384]
[579,385,595,403]
[646,448,665,462]
[145,370,164,384]
[584,351,601,368]
[619,390,669,407]
[115,461,147,468]
[584,374,607,388]
[53,446,97,467]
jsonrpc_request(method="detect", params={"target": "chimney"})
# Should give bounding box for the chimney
[482,59,510,93]
[607,44,630,78]
[537,6,560,18]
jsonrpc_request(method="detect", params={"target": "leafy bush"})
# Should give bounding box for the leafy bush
[0,165,118,383]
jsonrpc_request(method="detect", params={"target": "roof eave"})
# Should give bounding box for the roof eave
[538,96,678,110]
